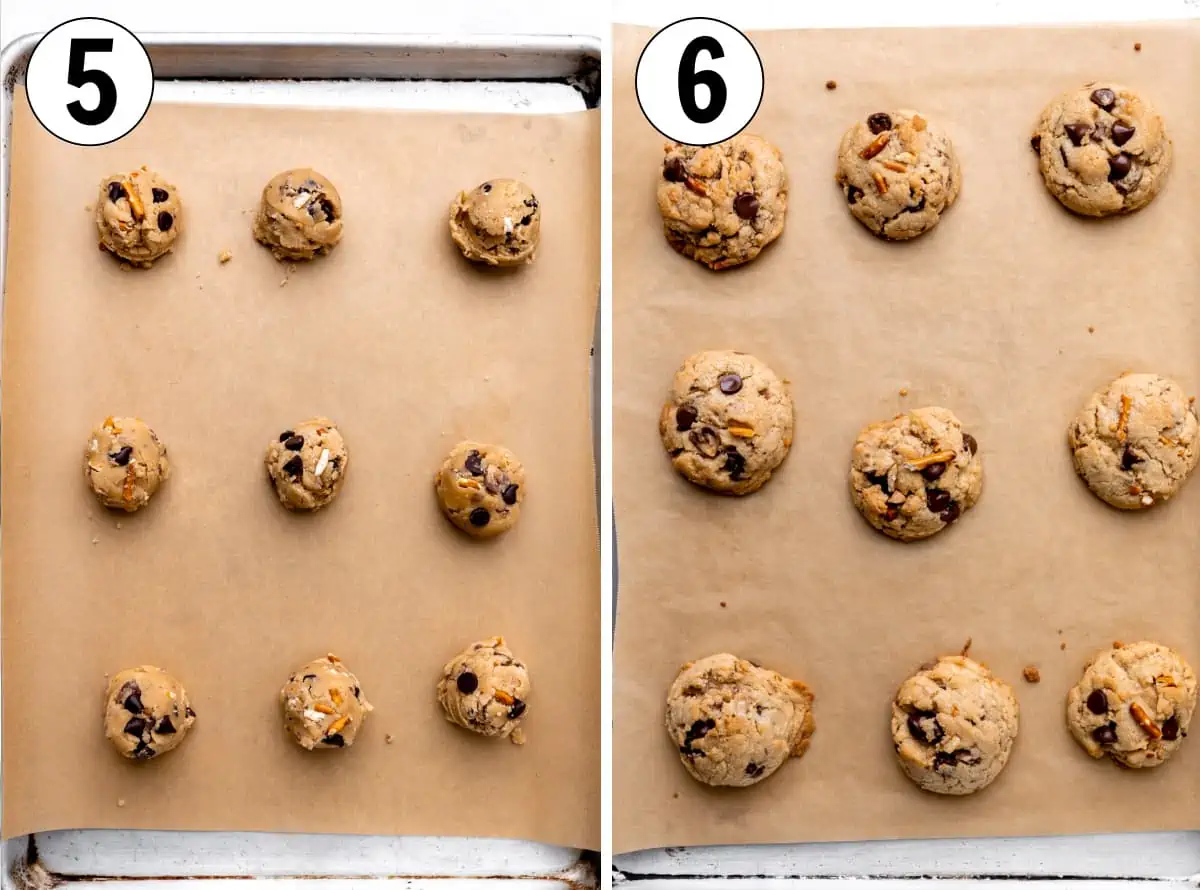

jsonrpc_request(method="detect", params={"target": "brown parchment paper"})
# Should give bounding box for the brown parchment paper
[614,22,1199,853]
[2,93,599,847]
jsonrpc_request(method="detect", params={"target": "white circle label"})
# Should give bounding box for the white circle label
[635,17,764,146]
[26,17,154,146]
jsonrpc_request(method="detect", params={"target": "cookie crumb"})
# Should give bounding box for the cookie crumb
[1023,665,1041,683]
[117,798,126,808]
[1060,642,1067,651]
[1113,640,1125,649]
[1134,42,1142,51]
[115,522,122,530]
[960,637,973,657]
[385,733,395,745]
[899,387,909,397]
[825,80,837,90]
[218,249,233,264]
[91,536,99,545]
[719,601,727,608]
[673,792,680,799]
[1087,325,1095,333]
[279,278,289,288]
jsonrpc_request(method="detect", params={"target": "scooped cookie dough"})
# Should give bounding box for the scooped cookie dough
[281,654,372,750]
[892,656,1019,795]
[434,442,525,537]
[1067,641,1196,768]
[253,169,343,260]
[95,168,182,267]
[104,665,196,760]
[84,416,170,512]
[850,407,982,541]
[659,350,793,495]
[449,179,540,266]
[1068,373,1198,510]
[265,418,348,512]
[1032,83,1171,217]
[835,110,960,240]
[437,637,530,744]
[656,134,788,269]
[665,653,815,787]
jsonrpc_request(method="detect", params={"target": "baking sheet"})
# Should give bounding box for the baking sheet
[613,22,1199,853]
[2,92,600,847]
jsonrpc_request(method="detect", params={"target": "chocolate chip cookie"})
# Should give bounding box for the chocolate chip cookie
[96,168,182,267]
[280,654,372,750]
[1032,83,1171,216]
[449,179,540,266]
[835,110,960,240]
[254,168,343,260]
[849,407,982,541]
[437,637,530,744]
[104,665,196,761]
[656,134,787,269]
[892,655,1019,795]
[84,416,169,512]
[1068,373,1199,510]
[665,653,815,787]
[659,350,793,495]
[265,418,348,512]
[1066,641,1196,768]
[434,442,525,537]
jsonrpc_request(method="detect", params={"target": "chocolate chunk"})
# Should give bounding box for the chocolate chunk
[865,470,891,493]
[107,181,125,203]
[718,373,743,395]
[663,157,687,182]
[323,733,345,748]
[481,183,492,193]
[920,462,946,481]
[1121,446,1141,471]
[279,430,295,442]
[133,741,156,760]
[867,112,893,134]
[925,488,952,513]
[1108,153,1132,181]
[469,507,490,527]
[456,671,479,694]
[110,445,133,466]
[1111,122,1135,146]
[1086,688,1109,714]
[353,686,361,698]
[907,710,944,745]
[284,435,304,451]
[684,718,716,744]
[123,716,148,737]
[675,405,698,431]
[508,700,527,719]
[319,199,336,221]
[962,433,978,456]
[519,214,533,226]
[123,691,144,714]
[744,762,766,778]
[464,450,484,476]
[846,184,864,205]
[1162,715,1180,741]
[939,501,961,524]
[1090,88,1116,110]
[186,706,196,718]
[1064,122,1091,146]
[282,455,304,478]
[152,188,168,203]
[155,716,176,734]
[1092,722,1118,745]
[1030,134,1042,153]
[502,484,519,505]
[689,426,721,458]
[733,193,759,220]
[157,211,173,232]
[933,750,959,770]
[723,449,746,480]
[302,674,317,682]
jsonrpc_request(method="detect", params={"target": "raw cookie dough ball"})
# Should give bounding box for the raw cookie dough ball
[659,350,793,495]
[434,442,525,537]
[850,407,983,541]
[281,654,373,750]
[665,653,815,787]
[657,134,787,269]
[104,665,196,760]
[253,168,344,260]
[1066,641,1196,768]
[84,416,170,512]
[891,655,1019,795]
[1032,83,1171,217]
[95,168,183,267]
[835,110,960,240]
[449,179,540,266]
[265,418,348,512]
[1068,373,1198,510]
[437,637,530,744]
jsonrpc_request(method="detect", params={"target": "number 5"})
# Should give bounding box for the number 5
[677,36,728,125]
[67,38,118,126]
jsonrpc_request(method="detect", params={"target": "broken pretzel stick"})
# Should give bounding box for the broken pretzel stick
[122,183,145,221]
[905,450,955,471]
[859,131,891,160]
[1129,701,1162,739]
[1116,394,1132,443]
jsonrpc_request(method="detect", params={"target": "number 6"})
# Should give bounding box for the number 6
[677,36,728,125]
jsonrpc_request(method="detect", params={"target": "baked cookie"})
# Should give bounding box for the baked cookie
[659,350,793,495]
[104,665,196,760]
[280,654,372,750]
[1068,373,1199,510]
[656,134,787,269]
[850,407,982,541]
[253,168,343,260]
[1066,641,1196,768]
[835,110,960,240]
[437,637,530,744]
[265,418,348,512]
[892,655,1019,795]
[449,179,540,266]
[665,653,814,787]
[1032,83,1171,217]
[434,442,525,537]
[84,416,169,512]
[96,168,182,267]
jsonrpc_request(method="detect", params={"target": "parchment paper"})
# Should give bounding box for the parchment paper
[613,22,1199,853]
[2,93,599,847]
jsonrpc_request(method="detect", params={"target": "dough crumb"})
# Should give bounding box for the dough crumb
[117,798,126,808]
[1023,665,1041,683]
[385,733,395,744]
[91,537,99,545]
[825,80,837,90]
[1134,42,1142,51]
[218,249,233,264]
[1088,325,1095,333]
[115,522,122,530]
[510,728,527,746]
[1060,642,1067,651]
[899,387,909,396]
[279,278,289,288]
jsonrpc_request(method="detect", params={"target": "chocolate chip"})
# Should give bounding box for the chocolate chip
[155,716,176,734]
[133,742,156,760]
[907,710,944,746]
[456,671,479,694]
[186,706,196,718]
[1030,134,1042,153]
[675,406,697,431]
[865,470,891,494]
[846,184,864,205]
[302,674,317,682]
[124,717,148,737]
[1111,122,1135,146]
[962,433,978,456]
[282,455,303,478]
[110,445,133,466]
[464,450,484,476]
[157,211,173,232]
[733,193,759,220]
[1162,716,1180,741]
[508,700,527,719]
[1108,153,1132,180]
[152,188,168,203]
[1090,88,1116,110]
[323,733,345,747]
[1121,446,1141,471]
[663,157,687,182]
[353,685,361,698]
[481,183,492,193]
[921,462,946,481]
[867,112,893,134]
[1064,122,1091,146]
[279,430,294,442]
[107,181,124,203]
[689,427,721,458]
[1092,722,1118,745]
[723,449,746,480]
[123,691,144,714]
[519,214,533,226]
[940,501,961,524]
[718,373,743,395]
[684,718,716,744]
[469,507,490,527]
[502,484,519,505]
[284,435,304,451]
[1086,688,1109,714]
[925,488,952,513]
[319,199,336,221]
[933,750,959,770]
[744,762,766,778]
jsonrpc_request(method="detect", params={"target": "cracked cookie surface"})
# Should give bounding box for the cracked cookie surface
[849,407,982,541]
[659,350,793,495]
[434,442,525,537]
[892,656,1019,795]
[96,168,182,267]
[437,637,530,744]
[104,665,196,760]
[1066,641,1196,768]
[835,110,960,240]
[665,653,815,788]
[449,179,540,266]
[1068,373,1198,510]
[254,168,343,260]
[265,417,348,512]
[1032,83,1171,217]
[281,654,372,750]
[84,416,169,512]
[656,134,787,269]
